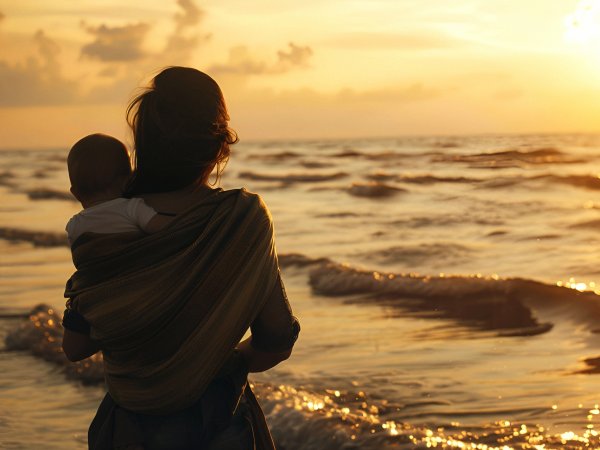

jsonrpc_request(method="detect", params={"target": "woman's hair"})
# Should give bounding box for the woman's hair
[125,67,238,195]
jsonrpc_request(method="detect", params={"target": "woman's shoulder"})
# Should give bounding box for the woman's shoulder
[225,187,265,207]
[223,188,272,220]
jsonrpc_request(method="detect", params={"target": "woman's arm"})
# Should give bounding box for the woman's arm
[240,273,300,372]
[237,337,292,373]
[62,328,100,362]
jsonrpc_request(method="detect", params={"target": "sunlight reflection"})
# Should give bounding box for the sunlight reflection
[252,381,600,449]
[556,277,599,293]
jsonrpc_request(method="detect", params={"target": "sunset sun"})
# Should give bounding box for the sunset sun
[565,0,600,45]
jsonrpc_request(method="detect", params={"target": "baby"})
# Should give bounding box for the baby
[66,133,172,246]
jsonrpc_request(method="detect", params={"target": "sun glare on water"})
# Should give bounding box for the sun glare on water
[565,0,600,45]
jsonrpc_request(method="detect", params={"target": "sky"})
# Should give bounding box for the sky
[1,0,600,147]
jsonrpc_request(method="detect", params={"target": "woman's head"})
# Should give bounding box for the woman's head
[126,67,238,194]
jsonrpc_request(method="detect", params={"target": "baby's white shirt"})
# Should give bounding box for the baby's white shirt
[66,197,157,245]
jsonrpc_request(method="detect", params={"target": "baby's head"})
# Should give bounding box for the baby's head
[68,134,131,207]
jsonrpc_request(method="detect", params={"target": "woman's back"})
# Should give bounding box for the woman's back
[62,67,299,449]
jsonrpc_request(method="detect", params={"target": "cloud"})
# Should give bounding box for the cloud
[34,29,61,67]
[81,0,209,101]
[0,1,210,108]
[173,0,203,29]
[276,43,313,69]
[0,30,77,106]
[164,0,210,62]
[209,42,313,75]
[79,0,208,67]
[209,46,267,75]
[69,0,210,105]
[324,31,460,50]
[81,22,151,62]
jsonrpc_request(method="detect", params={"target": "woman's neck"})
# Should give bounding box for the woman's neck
[139,183,217,214]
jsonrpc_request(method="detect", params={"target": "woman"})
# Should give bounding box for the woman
[62,67,300,450]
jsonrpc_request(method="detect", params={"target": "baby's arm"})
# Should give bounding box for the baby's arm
[143,214,175,234]
[130,198,175,234]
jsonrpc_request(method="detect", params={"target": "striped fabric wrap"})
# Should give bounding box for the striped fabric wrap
[64,188,279,416]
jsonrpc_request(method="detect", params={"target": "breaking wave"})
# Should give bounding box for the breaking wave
[4,304,103,383]
[306,261,600,336]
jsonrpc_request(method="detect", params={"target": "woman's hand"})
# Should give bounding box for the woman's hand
[236,337,292,373]
[62,328,100,362]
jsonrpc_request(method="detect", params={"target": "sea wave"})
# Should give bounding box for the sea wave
[257,381,560,450]
[432,147,583,167]
[455,172,600,193]
[348,182,406,198]
[398,174,481,184]
[25,188,75,201]
[367,172,482,185]
[537,174,600,190]
[328,149,422,160]
[0,227,68,247]
[279,253,332,267]
[315,212,363,218]
[391,215,503,228]
[4,304,103,383]
[483,173,600,191]
[359,243,473,265]
[298,160,334,169]
[432,141,459,148]
[569,218,600,229]
[246,151,302,161]
[0,170,16,187]
[366,172,600,191]
[6,307,598,449]
[306,261,600,335]
[4,294,600,449]
[239,171,348,183]
[219,382,600,449]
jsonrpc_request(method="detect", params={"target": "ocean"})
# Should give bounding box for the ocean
[2,134,600,449]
